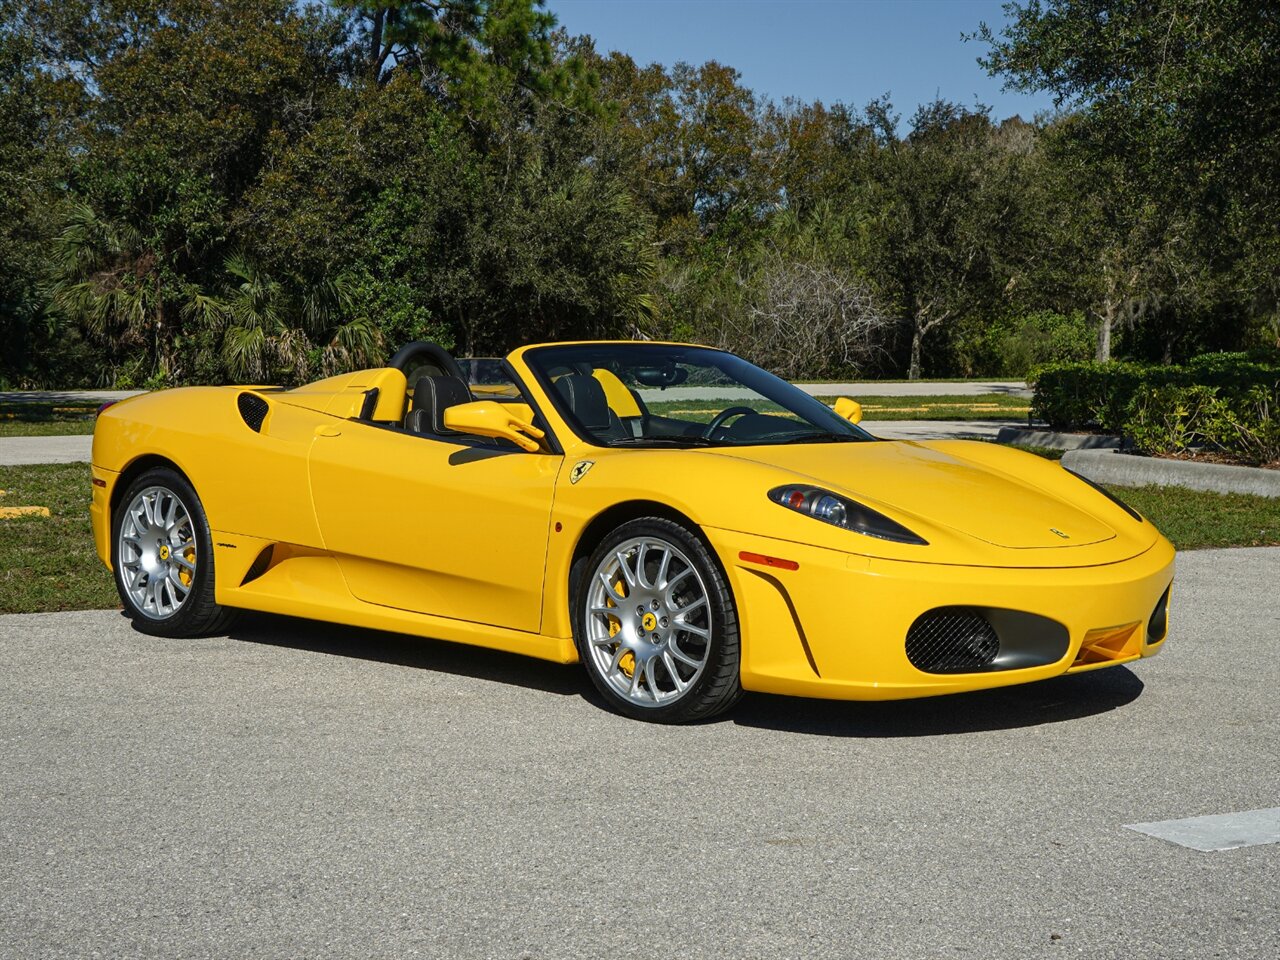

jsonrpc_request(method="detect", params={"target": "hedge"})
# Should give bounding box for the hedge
[1028,350,1280,464]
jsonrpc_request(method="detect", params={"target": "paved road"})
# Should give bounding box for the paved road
[0,435,95,466]
[1,548,1276,959]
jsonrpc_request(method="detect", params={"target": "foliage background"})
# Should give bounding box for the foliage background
[1,0,1276,388]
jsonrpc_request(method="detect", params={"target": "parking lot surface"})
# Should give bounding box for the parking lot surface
[1,547,1276,959]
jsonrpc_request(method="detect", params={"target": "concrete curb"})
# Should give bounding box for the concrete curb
[996,426,1122,451]
[1062,449,1280,499]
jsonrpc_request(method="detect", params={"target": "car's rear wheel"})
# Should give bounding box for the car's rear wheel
[573,518,742,723]
[111,467,235,637]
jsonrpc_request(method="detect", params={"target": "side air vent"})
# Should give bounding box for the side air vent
[906,608,1000,674]
[237,392,269,432]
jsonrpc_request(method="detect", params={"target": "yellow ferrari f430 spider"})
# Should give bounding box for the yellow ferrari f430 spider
[91,341,1174,722]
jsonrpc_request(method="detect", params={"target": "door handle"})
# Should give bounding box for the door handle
[314,424,342,438]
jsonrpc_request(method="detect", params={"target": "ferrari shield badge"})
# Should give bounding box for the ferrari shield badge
[570,460,595,484]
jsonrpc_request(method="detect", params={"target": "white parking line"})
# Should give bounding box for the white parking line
[1125,807,1280,852]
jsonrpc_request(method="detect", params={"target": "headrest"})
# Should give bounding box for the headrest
[412,375,471,434]
[555,374,611,431]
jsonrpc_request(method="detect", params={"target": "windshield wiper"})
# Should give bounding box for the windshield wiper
[603,436,717,448]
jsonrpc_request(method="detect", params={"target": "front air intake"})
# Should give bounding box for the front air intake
[1147,588,1170,643]
[906,607,1000,674]
[237,392,269,432]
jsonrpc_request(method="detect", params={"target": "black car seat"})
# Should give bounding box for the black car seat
[554,374,627,441]
[406,375,471,436]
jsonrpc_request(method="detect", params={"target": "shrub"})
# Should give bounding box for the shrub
[1031,353,1280,464]
[1028,360,1147,431]
[1122,384,1227,455]
[967,310,1094,378]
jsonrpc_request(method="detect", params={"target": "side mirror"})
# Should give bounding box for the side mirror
[833,397,863,424]
[443,400,546,452]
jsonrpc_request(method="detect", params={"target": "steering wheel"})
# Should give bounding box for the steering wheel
[702,405,756,438]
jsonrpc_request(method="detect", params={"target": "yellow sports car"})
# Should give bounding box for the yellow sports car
[90,341,1174,722]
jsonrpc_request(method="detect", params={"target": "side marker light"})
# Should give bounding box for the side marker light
[739,551,799,571]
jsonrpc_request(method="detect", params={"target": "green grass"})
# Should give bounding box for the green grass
[0,420,96,437]
[0,402,97,437]
[0,463,117,614]
[1109,484,1280,551]
[1007,443,1066,460]
[0,459,1275,616]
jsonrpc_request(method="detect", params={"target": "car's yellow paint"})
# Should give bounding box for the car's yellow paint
[441,400,544,451]
[308,418,559,632]
[591,368,643,418]
[91,341,1174,703]
[833,397,863,424]
[281,367,409,421]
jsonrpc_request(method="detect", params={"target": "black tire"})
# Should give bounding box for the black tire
[111,466,237,638]
[572,517,743,723]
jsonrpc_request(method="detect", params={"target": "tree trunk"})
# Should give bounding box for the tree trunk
[1095,301,1114,363]
[908,324,923,381]
[370,10,385,80]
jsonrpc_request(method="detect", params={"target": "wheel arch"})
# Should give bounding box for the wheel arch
[109,454,196,525]
[566,499,736,615]
[571,501,694,583]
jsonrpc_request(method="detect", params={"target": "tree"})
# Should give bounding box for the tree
[759,98,877,218]
[589,48,768,250]
[0,18,88,386]
[338,0,483,85]
[978,0,1280,346]
[863,101,1033,379]
[45,203,187,385]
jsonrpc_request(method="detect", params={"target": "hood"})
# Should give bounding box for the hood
[701,440,1115,549]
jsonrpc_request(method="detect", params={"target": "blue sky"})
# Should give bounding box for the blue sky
[548,0,1056,125]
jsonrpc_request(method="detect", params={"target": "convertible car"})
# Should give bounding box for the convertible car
[90,341,1174,722]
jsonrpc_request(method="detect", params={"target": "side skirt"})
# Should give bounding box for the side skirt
[211,531,578,664]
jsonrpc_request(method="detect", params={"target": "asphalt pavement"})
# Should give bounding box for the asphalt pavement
[0,435,95,466]
[1,547,1276,959]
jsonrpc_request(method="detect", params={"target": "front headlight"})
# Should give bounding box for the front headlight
[768,485,928,545]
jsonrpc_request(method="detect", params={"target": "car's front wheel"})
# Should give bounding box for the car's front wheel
[573,518,742,722]
[111,466,236,637]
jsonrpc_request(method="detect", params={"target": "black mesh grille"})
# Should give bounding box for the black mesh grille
[237,392,269,432]
[906,608,1000,674]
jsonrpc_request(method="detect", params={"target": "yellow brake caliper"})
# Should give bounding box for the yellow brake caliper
[178,547,195,588]
[609,577,635,677]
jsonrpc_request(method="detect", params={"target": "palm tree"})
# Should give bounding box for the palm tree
[199,255,382,384]
[45,202,180,382]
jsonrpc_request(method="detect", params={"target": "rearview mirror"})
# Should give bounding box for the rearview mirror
[443,400,546,452]
[833,397,863,424]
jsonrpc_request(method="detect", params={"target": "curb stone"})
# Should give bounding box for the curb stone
[996,427,1122,451]
[1062,449,1280,499]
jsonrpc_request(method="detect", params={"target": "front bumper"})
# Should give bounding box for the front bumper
[706,527,1175,701]
[89,464,119,570]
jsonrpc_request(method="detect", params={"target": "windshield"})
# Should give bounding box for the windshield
[524,344,875,448]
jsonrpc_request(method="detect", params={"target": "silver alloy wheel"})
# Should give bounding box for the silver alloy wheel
[585,536,712,708]
[117,485,197,620]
